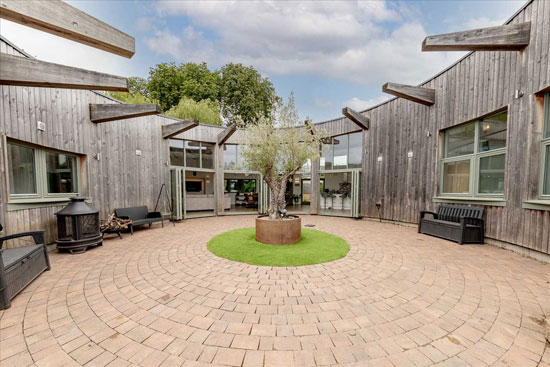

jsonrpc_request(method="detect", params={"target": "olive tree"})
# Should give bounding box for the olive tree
[240,95,324,220]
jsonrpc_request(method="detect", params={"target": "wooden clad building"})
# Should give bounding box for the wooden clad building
[0,0,548,260]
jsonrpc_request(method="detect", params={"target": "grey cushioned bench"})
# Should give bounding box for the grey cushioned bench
[418,205,484,245]
[114,206,163,234]
[0,229,51,310]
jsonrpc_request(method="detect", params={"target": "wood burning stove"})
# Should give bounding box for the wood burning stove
[56,197,102,253]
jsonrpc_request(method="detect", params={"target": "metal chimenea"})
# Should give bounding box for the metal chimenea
[55,197,102,254]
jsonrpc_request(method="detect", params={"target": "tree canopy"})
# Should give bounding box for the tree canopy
[109,61,280,127]
[218,63,279,126]
[107,77,153,104]
[147,62,220,112]
[165,98,223,126]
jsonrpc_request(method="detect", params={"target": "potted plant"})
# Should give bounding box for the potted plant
[239,95,324,244]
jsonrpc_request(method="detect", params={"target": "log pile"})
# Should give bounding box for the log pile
[100,213,132,231]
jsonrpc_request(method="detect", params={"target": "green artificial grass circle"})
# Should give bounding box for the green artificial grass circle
[207,227,349,267]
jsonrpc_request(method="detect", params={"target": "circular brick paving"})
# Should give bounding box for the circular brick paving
[1,216,549,367]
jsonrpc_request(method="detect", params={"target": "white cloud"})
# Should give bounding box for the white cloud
[313,98,333,109]
[148,1,462,86]
[464,16,505,29]
[343,95,390,111]
[0,19,135,77]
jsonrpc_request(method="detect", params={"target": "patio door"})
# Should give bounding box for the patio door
[170,167,185,220]
[320,169,361,218]
[258,175,269,214]
[301,179,311,204]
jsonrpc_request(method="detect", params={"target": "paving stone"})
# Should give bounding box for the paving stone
[0,216,548,367]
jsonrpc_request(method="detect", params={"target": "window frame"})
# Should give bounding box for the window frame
[440,109,508,198]
[169,139,217,171]
[6,140,81,203]
[540,92,550,199]
[319,132,363,171]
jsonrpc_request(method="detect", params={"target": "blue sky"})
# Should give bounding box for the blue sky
[0,0,525,122]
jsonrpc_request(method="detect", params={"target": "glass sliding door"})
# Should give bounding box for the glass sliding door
[223,172,260,215]
[320,169,361,218]
[301,179,311,204]
[185,170,216,218]
[170,167,185,220]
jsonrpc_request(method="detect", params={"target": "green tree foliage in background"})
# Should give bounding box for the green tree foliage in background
[107,77,153,104]
[147,62,219,112]
[219,63,279,126]
[165,98,223,126]
[107,62,280,127]
[128,77,150,97]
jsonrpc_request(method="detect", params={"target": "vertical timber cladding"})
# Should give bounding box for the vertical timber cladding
[353,0,549,254]
[0,39,171,246]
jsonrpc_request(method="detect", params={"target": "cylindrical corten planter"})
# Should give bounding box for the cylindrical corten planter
[256,216,301,245]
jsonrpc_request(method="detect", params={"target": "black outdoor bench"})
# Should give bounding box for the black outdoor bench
[418,205,484,244]
[0,226,51,310]
[114,206,163,234]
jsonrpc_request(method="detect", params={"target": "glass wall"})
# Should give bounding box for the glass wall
[223,144,247,170]
[224,173,259,214]
[320,132,362,170]
[170,139,215,169]
[185,170,216,218]
[320,172,352,216]
[224,144,238,169]
[185,141,201,167]
[441,110,507,196]
[169,140,184,166]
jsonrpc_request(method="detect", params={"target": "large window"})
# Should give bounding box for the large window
[320,132,362,170]
[542,92,550,197]
[7,141,79,201]
[46,152,77,193]
[223,144,248,170]
[169,139,215,169]
[441,110,507,196]
[224,144,238,169]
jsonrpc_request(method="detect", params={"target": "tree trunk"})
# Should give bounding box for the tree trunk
[264,171,297,221]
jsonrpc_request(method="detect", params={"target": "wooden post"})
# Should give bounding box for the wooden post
[422,22,530,52]
[90,103,160,123]
[382,82,436,106]
[217,124,237,145]
[0,0,135,58]
[162,119,199,139]
[342,107,370,130]
[0,53,128,91]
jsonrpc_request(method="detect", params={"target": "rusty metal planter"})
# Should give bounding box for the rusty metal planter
[255,216,301,245]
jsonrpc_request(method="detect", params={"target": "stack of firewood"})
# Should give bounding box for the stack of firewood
[100,213,132,231]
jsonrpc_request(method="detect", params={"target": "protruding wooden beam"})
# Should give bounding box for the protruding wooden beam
[342,107,369,130]
[162,119,198,139]
[217,124,237,145]
[422,22,530,52]
[90,103,160,123]
[0,53,128,91]
[382,82,436,106]
[0,0,135,58]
